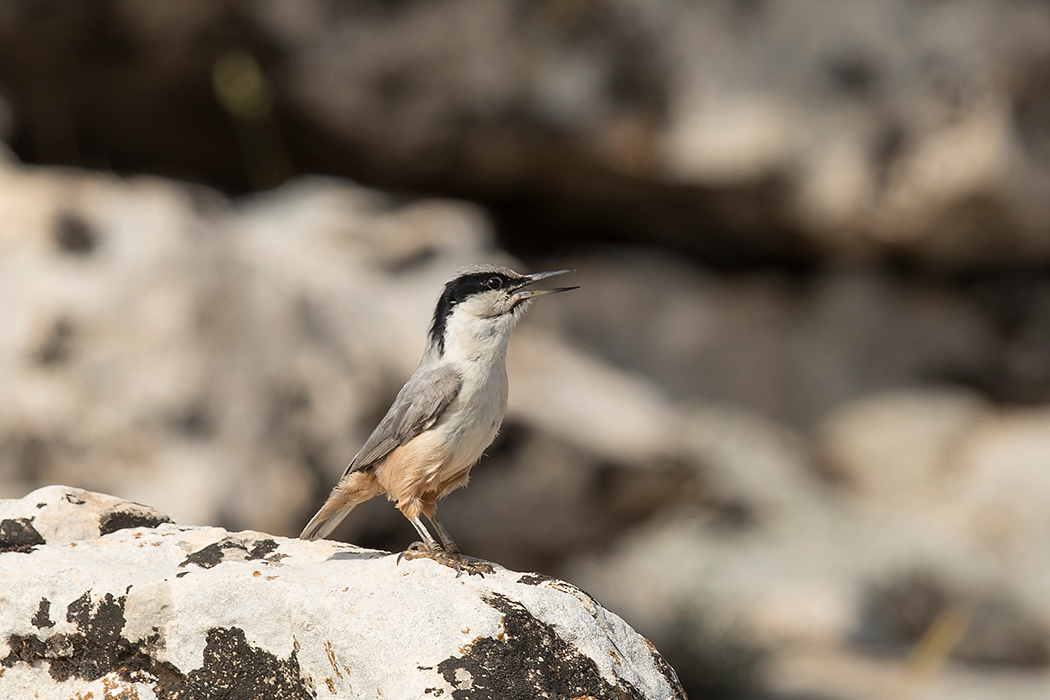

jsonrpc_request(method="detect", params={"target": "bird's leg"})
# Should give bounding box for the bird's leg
[408,516,441,549]
[426,513,493,577]
[426,515,461,554]
[398,516,440,560]
[397,510,492,577]
[397,516,442,566]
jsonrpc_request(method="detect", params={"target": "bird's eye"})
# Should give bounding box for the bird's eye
[486,277,503,290]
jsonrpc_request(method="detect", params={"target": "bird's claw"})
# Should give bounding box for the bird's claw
[396,542,493,577]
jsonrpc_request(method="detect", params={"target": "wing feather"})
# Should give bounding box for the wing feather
[341,365,462,478]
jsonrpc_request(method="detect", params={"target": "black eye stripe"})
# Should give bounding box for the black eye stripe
[428,270,519,354]
[448,272,512,302]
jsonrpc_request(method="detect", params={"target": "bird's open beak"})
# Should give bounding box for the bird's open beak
[514,269,579,299]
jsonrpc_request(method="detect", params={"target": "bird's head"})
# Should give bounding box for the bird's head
[428,264,577,356]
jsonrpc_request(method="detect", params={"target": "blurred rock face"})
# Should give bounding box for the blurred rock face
[0,166,502,535]
[541,253,1001,426]
[4,0,1050,263]
[0,163,714,567]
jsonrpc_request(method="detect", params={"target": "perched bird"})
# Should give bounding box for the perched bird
[300,264,577,575]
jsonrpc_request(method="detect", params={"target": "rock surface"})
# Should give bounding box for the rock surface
[0,485,684,700]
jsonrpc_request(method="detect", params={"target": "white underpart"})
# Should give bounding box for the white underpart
[423,297,525,485]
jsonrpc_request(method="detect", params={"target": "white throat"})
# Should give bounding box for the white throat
[440,307,518,366]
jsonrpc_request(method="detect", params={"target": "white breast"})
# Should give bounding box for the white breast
[429,312,513,478]
[439,360,508,474]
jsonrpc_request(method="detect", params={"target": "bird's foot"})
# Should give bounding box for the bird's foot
[397,542,493,578]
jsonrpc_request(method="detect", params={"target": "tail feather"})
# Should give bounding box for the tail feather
[299,502,357,541]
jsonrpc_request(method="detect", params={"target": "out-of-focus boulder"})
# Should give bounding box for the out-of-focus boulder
[0,165,738,576]
[818,396,1050,605]
[819,388,992,508]
[953,409,1050,566]
[0,166,229,522]
[540,251,998,427]
[0,166,511,537]
[565,480,1050,699]
[564,386,1050,698]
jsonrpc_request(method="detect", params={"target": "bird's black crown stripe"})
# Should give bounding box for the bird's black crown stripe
[429,272,517,354]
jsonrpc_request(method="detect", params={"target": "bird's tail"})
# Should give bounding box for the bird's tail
[299,501,358,541]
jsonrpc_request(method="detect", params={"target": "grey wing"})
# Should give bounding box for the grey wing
[341,365,462,477]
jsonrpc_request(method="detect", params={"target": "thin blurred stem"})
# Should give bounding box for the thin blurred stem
[893,602,972,700]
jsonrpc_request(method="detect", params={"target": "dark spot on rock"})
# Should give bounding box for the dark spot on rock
[872,121,906,189]
[179,538,248,569]
[709,500,758,532]
[437,592,675,700]
[3,590,179,692]
[861,568,950,647]
[32,599,55,629]
[513,575,598,607]
[516,573,557,587]
[65,493,86,505]
[36,502,46,509]
[54,211,98,255]
[247,539,279,560]
[176,571,190,578]
[2,590,182,685]
[3,634,48,668]
[35,318,76,366]
[66,591,126,645]
[99,508,174,536]
[0,518,46,553]
[177,627,314,700]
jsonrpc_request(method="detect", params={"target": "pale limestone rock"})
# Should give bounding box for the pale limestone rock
[0,486,684,699]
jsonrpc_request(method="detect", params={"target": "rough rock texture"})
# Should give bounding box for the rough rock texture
[0,486,684,700]
[4,1,1050,263]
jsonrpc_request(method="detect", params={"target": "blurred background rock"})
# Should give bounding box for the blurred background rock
[3,1,1050,698]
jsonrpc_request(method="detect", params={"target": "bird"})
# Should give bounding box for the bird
[300,264,578,575]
